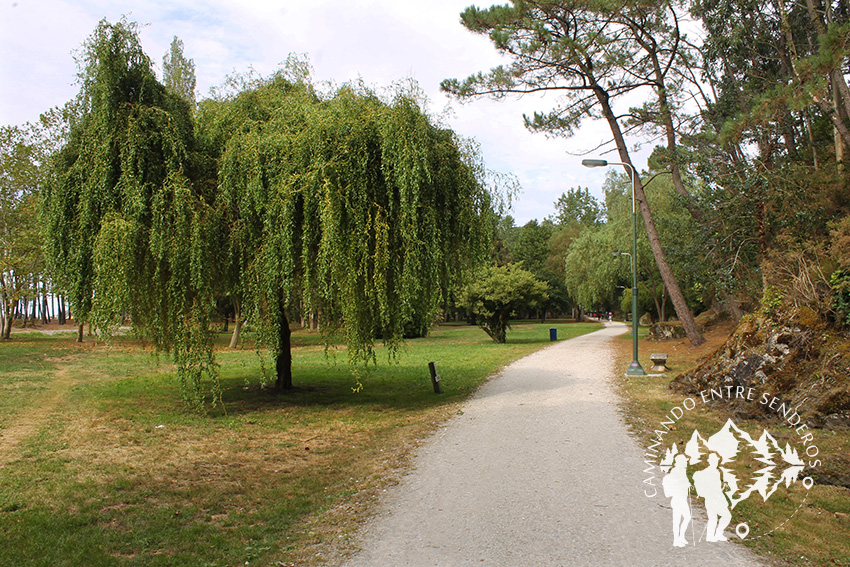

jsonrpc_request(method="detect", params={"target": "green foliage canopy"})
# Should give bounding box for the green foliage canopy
[42,19,495,406]
[554,187,604,227]
[41,19,214,407]
[0,124,44,338]
[443,0,706,345]
[463,263,548,343]
[512,219,553,276]
[162,36,197,107]
[199,73,494,389]
[565,171,706,319]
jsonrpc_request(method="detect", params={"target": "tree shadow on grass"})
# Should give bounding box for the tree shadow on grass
[210,363,464,419]
[209,323,603,418]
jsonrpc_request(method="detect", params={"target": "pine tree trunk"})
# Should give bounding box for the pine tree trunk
[2,312,11,340]
[833,74,845,168]
[635,181,705,345]
[42,289,50,325]
[595,86,705,346]
[652,46,746,320]
[649,50,706,225]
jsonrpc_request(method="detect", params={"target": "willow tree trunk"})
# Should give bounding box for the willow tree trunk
[595,85,705,346]
[275,307,293,391]
[228,297,243,349]
[229,317,243,349]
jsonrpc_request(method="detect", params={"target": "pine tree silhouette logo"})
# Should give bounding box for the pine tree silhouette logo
[659,419,807,547]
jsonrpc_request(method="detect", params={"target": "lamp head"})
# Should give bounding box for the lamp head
[582,159,608,168]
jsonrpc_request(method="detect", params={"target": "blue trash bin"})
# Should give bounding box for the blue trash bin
[549,328,557,341]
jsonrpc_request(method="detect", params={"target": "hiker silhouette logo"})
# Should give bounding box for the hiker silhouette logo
[657,418,812,547]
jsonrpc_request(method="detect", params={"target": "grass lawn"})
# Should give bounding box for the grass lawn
[613,321,850,566]
[0,320,600,566]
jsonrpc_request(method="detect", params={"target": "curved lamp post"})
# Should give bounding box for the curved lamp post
[582,159,646,376]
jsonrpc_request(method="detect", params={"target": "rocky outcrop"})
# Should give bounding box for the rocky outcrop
[646,323,687,341]
[670,309,850,424]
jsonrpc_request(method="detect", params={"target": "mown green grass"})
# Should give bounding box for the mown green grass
[0,320,600,566]
[0,334,78,430]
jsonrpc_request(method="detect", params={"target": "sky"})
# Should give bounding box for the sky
[0,0,650,224]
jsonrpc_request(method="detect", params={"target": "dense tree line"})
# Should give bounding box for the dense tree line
[445,0,850,334]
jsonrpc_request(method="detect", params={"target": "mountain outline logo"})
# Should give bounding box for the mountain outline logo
[659,419,809,547]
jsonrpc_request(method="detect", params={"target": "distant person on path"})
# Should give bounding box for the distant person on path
[662,454,692,547]
[693,453,732,542]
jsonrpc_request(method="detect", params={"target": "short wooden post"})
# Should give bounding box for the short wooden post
[428,361,442,394]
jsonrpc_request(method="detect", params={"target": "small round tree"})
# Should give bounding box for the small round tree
[463,263,549,343]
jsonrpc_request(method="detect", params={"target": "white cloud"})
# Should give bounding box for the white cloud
[0,0,653,223]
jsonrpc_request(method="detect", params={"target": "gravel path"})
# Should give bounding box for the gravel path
[341,323,763,567]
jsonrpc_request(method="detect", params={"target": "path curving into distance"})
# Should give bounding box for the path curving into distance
[340,323,762,567]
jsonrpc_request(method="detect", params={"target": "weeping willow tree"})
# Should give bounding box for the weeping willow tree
[199,72,494,390]
[44,20,493,404]
[42,19,216,408]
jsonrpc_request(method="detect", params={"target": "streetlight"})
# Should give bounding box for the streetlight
[582,158,645,376]
[611,251,632,271]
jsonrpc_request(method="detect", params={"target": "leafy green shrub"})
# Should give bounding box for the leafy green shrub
[463,264,549,343]
[830,270,850,327]
[758,285,785,319]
